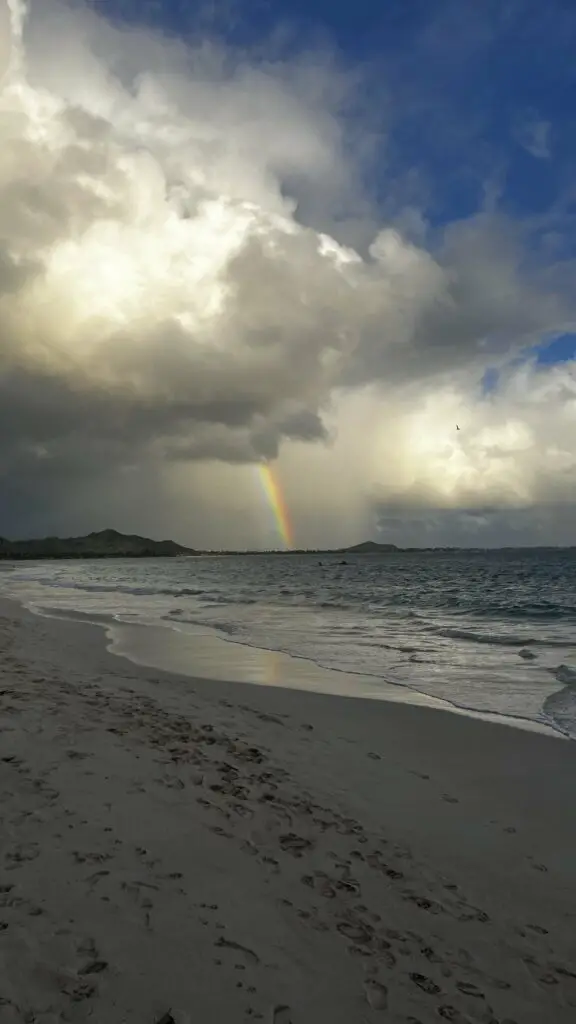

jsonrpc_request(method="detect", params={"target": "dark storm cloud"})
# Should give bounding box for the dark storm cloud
[0,0,575,546]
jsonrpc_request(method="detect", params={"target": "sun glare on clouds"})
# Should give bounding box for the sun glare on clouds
[0,0,575,546]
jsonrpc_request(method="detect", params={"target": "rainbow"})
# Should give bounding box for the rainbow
[257,462,295,549]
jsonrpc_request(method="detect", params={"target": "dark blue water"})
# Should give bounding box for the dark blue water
[3,550,576,736]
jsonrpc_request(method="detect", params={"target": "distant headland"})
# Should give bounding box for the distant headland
[0,531,572,560]
[0,529,197,560]
[0,533,398,560]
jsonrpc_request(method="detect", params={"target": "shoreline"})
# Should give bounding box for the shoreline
[24,597,566,741]
[1,596,575,1021]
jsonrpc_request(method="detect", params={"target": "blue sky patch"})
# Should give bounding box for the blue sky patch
[533,333,576,366]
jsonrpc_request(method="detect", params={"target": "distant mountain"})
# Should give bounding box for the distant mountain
[343,540,399,553]
[0,529,197,560]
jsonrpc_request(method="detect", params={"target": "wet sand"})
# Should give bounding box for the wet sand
[0,597,575,1023]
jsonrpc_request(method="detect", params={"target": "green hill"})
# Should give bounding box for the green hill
[344,541,398,553]
[0,529,197,560]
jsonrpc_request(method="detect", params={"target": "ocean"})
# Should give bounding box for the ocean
[2,550,576,739]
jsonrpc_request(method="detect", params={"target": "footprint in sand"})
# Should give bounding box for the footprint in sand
[256,713,286,726]
[457,905,490,923]
[215,936,260,966]
[554,964,576,980]
[403,893,445,915]
[156,775,185,790]
[271,1007,292,1024]
[375,948,396,969]
[420,946,443,964]
[209,825,233,839]
[337,920,374,945]
[455,980,485,999]
[363,978,388,1009]
[230,803,253,819]
[79,960,108,976]
[5,843,40,868]
[57,972,98,1002]
[523,957,562,988]
[85,869,110,891]
[72,851,112,865]
[437,1008,472,1022]
[278,833,312,856]
[526,922,548,935]
[409,973,442,995]
[76,937,99,958]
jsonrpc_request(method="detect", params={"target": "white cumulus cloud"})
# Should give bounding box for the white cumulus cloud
[0,0,574,547]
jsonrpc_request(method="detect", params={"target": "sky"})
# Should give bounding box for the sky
[0,0,575,549]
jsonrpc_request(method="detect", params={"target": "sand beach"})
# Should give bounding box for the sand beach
[0,597,575,1023]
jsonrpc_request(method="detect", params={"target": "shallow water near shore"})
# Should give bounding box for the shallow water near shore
[2,549,576,737]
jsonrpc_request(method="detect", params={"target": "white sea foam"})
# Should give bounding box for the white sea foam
[2,552,575,737]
